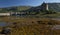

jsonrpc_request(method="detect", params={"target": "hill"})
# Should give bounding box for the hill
[47,3,60,12]
[26,3,60,12]
[0,6,32,13]
[0,2,60,13]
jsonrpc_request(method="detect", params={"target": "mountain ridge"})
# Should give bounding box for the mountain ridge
[0,3,60,12]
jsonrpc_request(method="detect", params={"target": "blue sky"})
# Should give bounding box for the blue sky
[0,0,60,8]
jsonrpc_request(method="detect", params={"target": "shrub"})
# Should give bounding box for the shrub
[45,10,57,14]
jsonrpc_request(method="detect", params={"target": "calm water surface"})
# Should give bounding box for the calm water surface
[0,22,7,27]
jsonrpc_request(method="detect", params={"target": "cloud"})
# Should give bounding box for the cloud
[43,0,60,3]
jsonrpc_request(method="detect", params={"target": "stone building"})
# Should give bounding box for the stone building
[0,13,10,16]
[40,2,49,11]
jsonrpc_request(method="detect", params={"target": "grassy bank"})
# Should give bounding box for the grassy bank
[0,17,60,35]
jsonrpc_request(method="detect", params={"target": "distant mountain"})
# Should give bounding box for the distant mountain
[47,3,60,12]
[0,2,60,13]
[17,6,32,11]
[27,2,60,12]
[0,6,32,12]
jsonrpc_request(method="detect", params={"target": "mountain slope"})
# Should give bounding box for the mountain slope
[48,3,60,12]
[0,3,60,13]
[17,6,32,11]
[0,6,32,12]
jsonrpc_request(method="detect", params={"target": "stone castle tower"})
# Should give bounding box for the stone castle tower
[46,3,49,11]
[41,2,49,11]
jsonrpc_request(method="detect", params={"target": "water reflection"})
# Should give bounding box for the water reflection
[0,22,7,27]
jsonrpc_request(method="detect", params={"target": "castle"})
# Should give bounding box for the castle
[40,2,49,11]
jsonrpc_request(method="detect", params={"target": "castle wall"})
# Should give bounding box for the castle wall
[46,4,49,10]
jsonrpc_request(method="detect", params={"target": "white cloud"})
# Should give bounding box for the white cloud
[43,0,60,3]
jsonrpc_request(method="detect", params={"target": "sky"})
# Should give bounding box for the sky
[0,0,60,8]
